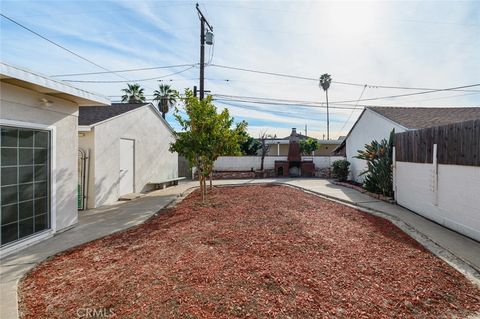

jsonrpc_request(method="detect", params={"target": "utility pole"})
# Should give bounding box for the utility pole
[196,3,213,101]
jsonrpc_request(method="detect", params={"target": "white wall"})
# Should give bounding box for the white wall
[395,161,480,242]
[346,109,406,181]
[1,82,79,233]
[87,106,178,208]
[214,156,345,171]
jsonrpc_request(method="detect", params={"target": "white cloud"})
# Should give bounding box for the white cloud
[1,0,479,138]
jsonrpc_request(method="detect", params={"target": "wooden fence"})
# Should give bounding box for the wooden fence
[395,119,480,166]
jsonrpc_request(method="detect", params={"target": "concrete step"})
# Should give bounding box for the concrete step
[118,193,142,201]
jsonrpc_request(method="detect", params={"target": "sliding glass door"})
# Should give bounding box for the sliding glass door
[1,126,50,246]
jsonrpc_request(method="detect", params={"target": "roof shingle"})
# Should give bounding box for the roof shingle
[79,103,149,125]
[368,106,480,129]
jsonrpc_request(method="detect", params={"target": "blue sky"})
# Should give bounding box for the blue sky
[1,0,479,139]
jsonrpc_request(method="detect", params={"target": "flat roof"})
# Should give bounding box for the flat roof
[0,62,110,106]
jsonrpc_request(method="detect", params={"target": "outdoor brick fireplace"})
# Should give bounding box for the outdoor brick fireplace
[274,128,315,177]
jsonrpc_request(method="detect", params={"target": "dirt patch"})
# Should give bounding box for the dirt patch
[19,185,480,318]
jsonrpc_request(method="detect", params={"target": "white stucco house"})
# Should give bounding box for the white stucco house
[0,62,109,257]
[336,106,480,181]
[78,103,178,209]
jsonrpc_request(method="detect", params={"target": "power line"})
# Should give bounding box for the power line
[218,101,351,121]
[330,83,480,103]
[336,85,368,138]
[62,66,196,83]
[0,13,130,82]
[213,97,359,110]
[214,84,480,106]
[212,92,480,108]
[209,64,318,81]
[50,64,198,77]
[208,64,480,93]
[213,93,367,107]
[213,93,325,105]
[398,91,480,104]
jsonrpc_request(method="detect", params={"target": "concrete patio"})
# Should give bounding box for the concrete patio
[1,178,479,318]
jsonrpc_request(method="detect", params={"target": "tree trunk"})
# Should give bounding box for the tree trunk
[326,90,329,140]
[199,174,204,203]
[203,176,207,202]
[260,154,265,171]
[209,171,213,190]
[162,112,166,119]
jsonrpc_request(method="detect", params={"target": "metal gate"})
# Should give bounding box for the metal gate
[78,148,90,210]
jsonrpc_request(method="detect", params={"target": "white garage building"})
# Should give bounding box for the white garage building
[337,106,480,181]
[1,63,109,256]
[78,103,178,209]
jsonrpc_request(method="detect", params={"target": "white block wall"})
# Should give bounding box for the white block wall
[213,156,345,171]
[395,161,480,242]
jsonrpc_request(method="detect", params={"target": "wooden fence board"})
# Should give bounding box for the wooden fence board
[395,119,480,166]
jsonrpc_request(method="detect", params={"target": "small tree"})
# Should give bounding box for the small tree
[259,132,274,171]
[299,138,319,156]
[169,89,244,203]
[238,123,261,155]
[355,129,395,197]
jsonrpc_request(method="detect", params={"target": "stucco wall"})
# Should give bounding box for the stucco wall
[265,143,340,156]
[346,109,406,181]
[395,161,480,242]
[89,106,178,208]
[214,156,345,171]
[266,144,289,156]
[1,82,79,232]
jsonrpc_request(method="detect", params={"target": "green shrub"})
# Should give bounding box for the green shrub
[299,138,319,155]
[354,129,394,197]
[332,159,350,181]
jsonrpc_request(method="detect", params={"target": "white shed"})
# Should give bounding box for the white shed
[337,106,480,181]
[0,62,109,257]
[78,103,178,209]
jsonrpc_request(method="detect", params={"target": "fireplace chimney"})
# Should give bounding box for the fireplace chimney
[287,128,301,162]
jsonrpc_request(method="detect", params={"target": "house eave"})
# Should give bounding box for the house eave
[1,62,110,106]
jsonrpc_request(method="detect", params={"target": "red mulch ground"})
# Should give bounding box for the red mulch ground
[19,185,480,318]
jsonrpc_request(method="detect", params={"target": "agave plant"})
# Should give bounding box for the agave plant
[355,129,395,197]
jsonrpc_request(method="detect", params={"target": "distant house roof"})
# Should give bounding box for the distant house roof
[333,106,480,154]
[0,62,110,106]
[263,137,343,145]
[280,133,309,140]
[368,106,480,129]
[79,103,148,125]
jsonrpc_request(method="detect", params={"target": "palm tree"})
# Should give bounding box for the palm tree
[153,84,178,119]
[121,83,146,103]
[319,73,332,140]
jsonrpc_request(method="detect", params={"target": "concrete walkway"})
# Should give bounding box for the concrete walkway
[1,178,479,318]
[0,182,194,319]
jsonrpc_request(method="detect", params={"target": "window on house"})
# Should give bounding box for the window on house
[1,126,50,246]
